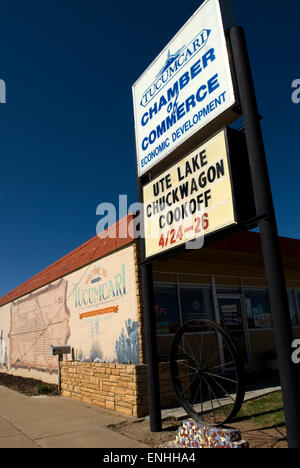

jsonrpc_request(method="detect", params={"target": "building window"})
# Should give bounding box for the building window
[294,291,300,326]
[154,285,180,335]
[287,290,298,326]
[244,290,272,329]
[180,287,214,323]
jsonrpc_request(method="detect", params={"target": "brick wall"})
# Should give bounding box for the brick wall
[61,361,180,418]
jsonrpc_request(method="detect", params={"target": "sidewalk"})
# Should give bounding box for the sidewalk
[0,385,148,448]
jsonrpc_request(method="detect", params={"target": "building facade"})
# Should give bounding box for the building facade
[0,214,300,417]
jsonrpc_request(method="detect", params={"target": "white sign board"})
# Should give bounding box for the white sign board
[133,0,236,176]
[143,129,237,259]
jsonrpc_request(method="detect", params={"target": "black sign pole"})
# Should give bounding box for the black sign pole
[141,261,162,432]
[58,354,63,394]
[137,177,162,432]
[230,26,300,448]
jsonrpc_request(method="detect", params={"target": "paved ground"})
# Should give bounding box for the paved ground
[0,385,148,448]
[0,369,282,448]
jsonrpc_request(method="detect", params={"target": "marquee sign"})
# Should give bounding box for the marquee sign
[143,128,256,259]
[133,0,237,176]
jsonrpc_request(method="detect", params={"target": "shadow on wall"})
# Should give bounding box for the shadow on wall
[115,319,139,365]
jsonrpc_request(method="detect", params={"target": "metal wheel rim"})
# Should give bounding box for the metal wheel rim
[170,319,245,426]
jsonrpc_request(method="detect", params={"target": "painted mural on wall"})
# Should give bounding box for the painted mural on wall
[0,245,140,381]
[115,319,139,364]
[71,249,140,364]
[9,280,70,374]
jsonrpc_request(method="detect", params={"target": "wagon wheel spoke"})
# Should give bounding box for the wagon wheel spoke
[177,344,197,366]
[199,377,204,416]
[203,376,218,424]
[199,326,205,369]
[210,361,235,371]
[174,370,196,380]
[207,339,228,367]
[204,371,238,385]
[182,334,198,365]
[208,374,237,404]
[203,375,224,411]
[191,376,203,407]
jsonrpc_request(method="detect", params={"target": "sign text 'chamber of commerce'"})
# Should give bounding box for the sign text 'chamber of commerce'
[133,0,236,176]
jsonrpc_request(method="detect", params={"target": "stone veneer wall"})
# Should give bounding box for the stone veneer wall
[61,242,180,418]
[61,361,179,418]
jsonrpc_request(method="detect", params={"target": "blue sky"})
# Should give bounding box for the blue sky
[0,0,299,297]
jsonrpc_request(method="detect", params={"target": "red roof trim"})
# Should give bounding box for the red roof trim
[0,214,136,307]
[1,222,299,307]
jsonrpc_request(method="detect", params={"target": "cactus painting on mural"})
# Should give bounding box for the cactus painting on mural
[115,319,139,364]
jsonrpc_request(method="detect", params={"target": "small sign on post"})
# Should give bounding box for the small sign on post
[50,346,71,356]
[50,346,71,393]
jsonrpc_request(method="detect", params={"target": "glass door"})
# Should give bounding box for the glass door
[217,296,250,366]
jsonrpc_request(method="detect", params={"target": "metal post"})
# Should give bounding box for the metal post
[230,26,300,448]
[137,177,162,432]
[141,261,162,432]
[58,354,63,394]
